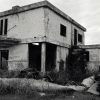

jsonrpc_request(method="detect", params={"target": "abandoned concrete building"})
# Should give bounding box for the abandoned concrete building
[0,1,99,74]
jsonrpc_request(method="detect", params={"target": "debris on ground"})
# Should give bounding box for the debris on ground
[65,75,100,96]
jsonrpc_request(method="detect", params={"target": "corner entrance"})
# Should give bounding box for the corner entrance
[28,43,57,73]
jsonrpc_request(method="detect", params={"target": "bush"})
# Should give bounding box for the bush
[45,70,69,85]
[0,69,20,78]
[67,46,88,83]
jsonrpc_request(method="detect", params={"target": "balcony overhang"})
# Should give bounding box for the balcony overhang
[0,36,20,48]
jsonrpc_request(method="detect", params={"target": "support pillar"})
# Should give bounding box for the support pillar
[0,51,1,68]
[55,46,60,72]
[41,43,46,74]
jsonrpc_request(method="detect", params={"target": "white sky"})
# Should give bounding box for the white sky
[0,0,100,45]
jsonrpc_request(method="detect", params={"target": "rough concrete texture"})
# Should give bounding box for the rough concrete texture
[87,82,100,95]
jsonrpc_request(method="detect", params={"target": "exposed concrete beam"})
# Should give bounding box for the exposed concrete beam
[21,37,70,48]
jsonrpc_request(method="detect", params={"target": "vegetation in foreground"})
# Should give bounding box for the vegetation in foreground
[0,91,100,100]
[0,69,100,100]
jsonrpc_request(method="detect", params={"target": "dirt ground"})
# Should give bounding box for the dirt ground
[0,91,100,100]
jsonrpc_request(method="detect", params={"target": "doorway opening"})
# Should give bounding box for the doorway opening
[46,43,57,71]
[28,43,41,71]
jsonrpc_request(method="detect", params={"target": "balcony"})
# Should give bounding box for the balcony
[0,36,20,48]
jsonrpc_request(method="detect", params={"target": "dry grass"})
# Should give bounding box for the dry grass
[0,78,40,96]
[0,78,99,100]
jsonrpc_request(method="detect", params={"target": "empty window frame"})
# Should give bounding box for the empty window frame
[0,19,8,35]
[60,24,66,37]
[0,20,3,35]
[78,34,83,43]
[74,29,78,45]
[4,19,8,35]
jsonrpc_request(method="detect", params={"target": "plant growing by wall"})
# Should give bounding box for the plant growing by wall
[67,46,89,83]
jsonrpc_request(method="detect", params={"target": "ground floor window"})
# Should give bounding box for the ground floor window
[78,34,83,43]
[0,50,8,70]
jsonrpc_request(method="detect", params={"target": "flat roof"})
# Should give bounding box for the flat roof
[0,0,86,31]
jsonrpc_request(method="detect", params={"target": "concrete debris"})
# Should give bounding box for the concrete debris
[87,82,100,95]
[81,76,95,88]
[66,75,100,96]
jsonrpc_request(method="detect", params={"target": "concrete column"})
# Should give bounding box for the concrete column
[55,46,60,72]
[41,43,46,74]
[0,51,1,67]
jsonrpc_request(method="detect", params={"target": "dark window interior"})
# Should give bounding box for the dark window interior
[60,24,66,37]
[0,19,8,35]
[46,43,56,71]
[78,34,82,43]
[4,19,8,35]
[74,29,77,45]
[0,20,3,35]
[85,51,89,61]
[0,50,8,70]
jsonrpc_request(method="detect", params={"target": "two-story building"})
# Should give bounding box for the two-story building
[0,1,86,73]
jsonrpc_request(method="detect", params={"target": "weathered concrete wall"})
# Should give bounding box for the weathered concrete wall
[60,47,69,70]
[44,8,71,46]
[8,44,28,70]
[86,48,100,73]
[71,25,85,45]
[0,8,45,39]
[0,6,85,46]
[44,8,85,46]
[56,46,68,71]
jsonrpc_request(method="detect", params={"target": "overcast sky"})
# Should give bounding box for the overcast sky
[0,0,100,45]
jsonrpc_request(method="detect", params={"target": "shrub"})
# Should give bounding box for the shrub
[45,70,69,85]
[67,46,89,83]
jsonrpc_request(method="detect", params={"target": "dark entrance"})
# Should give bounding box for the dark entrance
[28,43,41,71]
[0,50,8,70]
[46,43,57,71]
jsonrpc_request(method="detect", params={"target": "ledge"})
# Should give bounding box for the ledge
[0,36,20,48]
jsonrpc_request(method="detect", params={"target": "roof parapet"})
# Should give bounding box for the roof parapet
[12,5,20,11]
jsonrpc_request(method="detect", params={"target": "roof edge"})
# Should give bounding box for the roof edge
[0,0,86,31]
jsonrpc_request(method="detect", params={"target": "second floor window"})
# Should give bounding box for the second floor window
[0,20,3,35]
[0,19,8,35]
[78,34,83,43]
[60,24,66,37]
[74,29,77,45]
